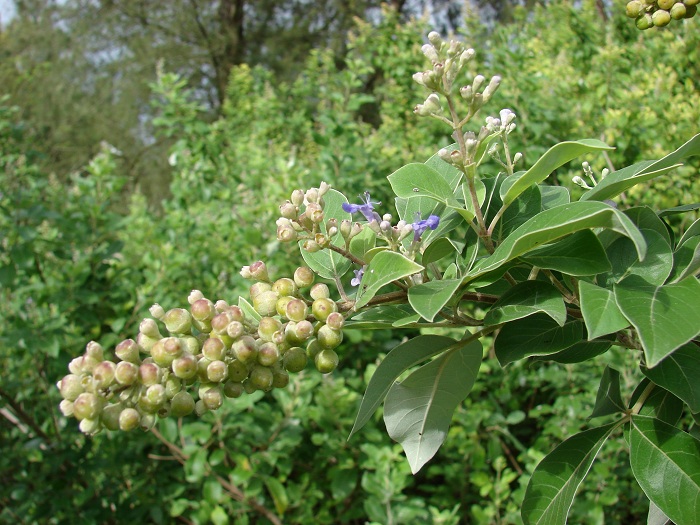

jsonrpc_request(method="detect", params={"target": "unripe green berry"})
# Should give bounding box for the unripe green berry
[101,403,123,431]
[283,347,308,373]
[243,380,257,394]
[139,413,157,431]
[671,2,687,18]
[685,4,698,17]
[253,290,279,317]
[272,277,298,297]
[165,377,182,398]
[194,399,208,416]
[139,318,162,339]
[685,0,699,6]
[325,312,345,331]
[258,316,283,342]
[294,266,314,288]
[285,299,308,322]
[228,359,249,382]
[202,337,226,361]
[119,408,140,431]
[311,298,336,322]
[658,0,674,8]
[276,295,295,318]
[115,361,139,385]
[73,392,103,421]
[115,339,140,363]
[226,320,245,339]
[250,282,272,300]
[201,385,224,410]
[233,336,258,363]
[249,366,274,391]
[79,418,101,435]
[636,13,653,28]
[652,9,671,26]
[626,0,644,17]
[317,324,343,350]
[172,353,198,379]
[59,374,84,401]
[163,308,192,335]
[223,381,244,398]
[272,369,290,388]
[315,349,339,374]
[145,384,167,407]
[257,342,280,366]
[306,339,322,360]
[170,391,195,417]
[207,360,229,382]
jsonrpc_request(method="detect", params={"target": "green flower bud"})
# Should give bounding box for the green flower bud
[59,374,84,401]
[191,298,216,323]
[285,299,308,322]
[223,381,244,398]
[277,219,298,242]
[138,362,162,386]
[226,320,245,339]
[170,391,195,417]
[283,347,308,373]
[309,283,330,300]
[145,384,167,407]
[136,332,159,354]
[306,338,322,360]
[325,312,345,331]
[636,13,653,29]
[151,338,175,367]
[119,408,140,431]
[233,336,259,364]
[79,355,100,374]
[228,360,249,383]
[314,349,339,374]
[258,317,283,342]
[79,418,101,435]
[249,366,274,391]
[114,361,138,385]
[202,337,226,361]
[276,295,295,318]
[59,399,74,417]
[165,376,182,398]
[671,2,687,18]
[258,342,280,367]
[85,341,105,361]
[201,385,224,410]
[340,219,353,241]
[658,0,674,8]
[101,403,123,431]
[73,392,103,421]
[115,338,140,363]
[302,240,321,253]
[272,369,290,388]
[172,353,198,379]
[250,282,272,300]
[149,303,166,320]
[163,308,192,335]
[207,360,229,383]
[311,298,337,322]
[652,9,671,26]
[139,318,162,339]
[253,290,279,317]
[317,324,343,350]
[139,413,157,431]
[272,278,298,297]
[626,0,645,17]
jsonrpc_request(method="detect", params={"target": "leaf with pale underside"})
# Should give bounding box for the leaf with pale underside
[484,280,566,327]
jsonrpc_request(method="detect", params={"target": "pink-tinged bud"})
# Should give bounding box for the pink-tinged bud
[115,339,140,363]
[285,299,308,323]
[211,312,232,334]
[249,260,269,282]
[93,361,117,389]
[201,385,224,410]
[188,290,205,304]
[309,283,330,300]
[149,303,166,320]
[59,374,84,401]
[318,181,331,197]
[253,290,279,317]
[279,200,298,219]
[294,320,314,342]
[163,308,192,335]
[277,222,298,242]
[258,317,282,342]
[202,337,226,361]
[138,362,162,386]
[233,336,258,364]
[172,353,198,379]
[306,202,324,223]
[207,360,229,383]
[325,312,345,331]
[276,296,294,318]
[139,318,162,339]
[228,360,249,382]
[119,408,140,431]
[214,300,229,313]
[73,392,103,421]
[257,342,280,366]
[294,266,314,289]
[250,282,272,300]
[115,361,139,385]
[85,341,104,361]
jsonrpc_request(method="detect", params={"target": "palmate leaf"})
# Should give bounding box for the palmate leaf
[522,423,617,525]
[629,416,700,525]
[383,339,483,473]
[349,335,457,438]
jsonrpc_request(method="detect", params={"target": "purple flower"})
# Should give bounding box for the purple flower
[351,268,364,287]
[342,192,381,223]
[412,213,440,241]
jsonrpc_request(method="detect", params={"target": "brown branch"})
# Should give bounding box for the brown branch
[0,387,50,441]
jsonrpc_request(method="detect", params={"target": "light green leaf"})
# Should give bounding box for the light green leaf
[603,229,673,286]
[522,423,616,525]
[678,218,700,248]
[388,163,459,206]
[349,226,376,262]
[647,501,673,525]
[494,315,584,367]
[424,145,464,189]
[354,251,423,309]
[238,297,262,322]
[345,305,419,330]
[210,506,229,525]
[579,280,629,339]
[483,281,566,327]
[590,366,626,419]
[582,133,700,202]
[422,237,464,266]
[384,339,483,473]
[455,178,486,222]
[349,335,458,438]
[264,476,289,515]
[668,236,700,283]
[642,343,700,413]
[658,203,700,218]
[625,206,672,245]
[521,230,611,276]
[501,139,612,206]
[540,185,570,210]
[408,278,462,322]
[629,415,700,525]
[614,276,700,367]
[465,201,646,285]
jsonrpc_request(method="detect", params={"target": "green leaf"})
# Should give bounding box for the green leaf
[349,226,376,262]
[238,297,262,322]
[522,423,617,525]
[630,380,684,427]
[300,189,352,279]
[210,506,229,525]
[629,415,700,525]
[264,476,289,515]
[345,304,419,329]
[422,237,464,266]
[647,501,673,525]
[521,230,611,276]
[642,343,700,413]
[579,280,630,339]
[658,203,700,218]
[603,229,673,286]
[383,339,483,474]
[349,335,458,438]
[590,366,625,419]
[540,185,570,210]
[494,184,542,241]
[669,236,700,283]
[678,218,700,248]
[354,251,423,309]
[424,145,464,190]
[582,133,700,202]
[625,206,672,245]
[538,338,612,364]
[494,315,584,367]
[408,278,462,322]
[388,163,459,206]
[465,201,646,285]
[615,276,700,367]
[501,139,612,206]
[483,281,566,327]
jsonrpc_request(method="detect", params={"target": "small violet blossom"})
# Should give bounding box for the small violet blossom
[412,213,440,241]
[351,268,364,287]
[342,192,381,223]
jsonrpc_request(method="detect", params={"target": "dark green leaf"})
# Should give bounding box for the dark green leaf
[483,280,566,327]
[264,476,289,515]
[521,230,611,276]
[494,184,542,241]
[678,218,700,248]
[384,339,483,473]
[658,203,700,218]
[540,185,570,210]
[603,229,673,286]
[629,380,684,427]
[625,206,672,245]
[590,366,626,419]
[579,280,630,339]
[422,237,464,266]
[642,343,700,413]
[349,226,376,262]
[539,338,612,364]
[345,304,419,330]
[408,278,462,322]
[668,236,700,283]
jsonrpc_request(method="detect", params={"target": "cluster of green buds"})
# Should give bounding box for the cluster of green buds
[627,0,698,28]
[57,261,347,435]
